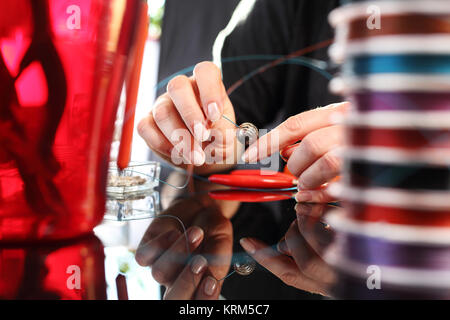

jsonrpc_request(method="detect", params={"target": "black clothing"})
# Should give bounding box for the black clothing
[222,0,341,128]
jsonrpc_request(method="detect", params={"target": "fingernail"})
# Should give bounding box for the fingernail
[194,122,210,142]
[192,150,206,166]
[188,227,204,244]
[240,238,256,254]
[277,240,289,255]
[295,191,312,203]
[204,276,217,296]
[207,102,221,122]
[190,255,208,275]
[242,146,257,163]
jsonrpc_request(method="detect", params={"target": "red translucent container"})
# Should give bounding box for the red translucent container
[0,0,141,242]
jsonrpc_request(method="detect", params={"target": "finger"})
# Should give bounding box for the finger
[152,95,205,166]
[285,222,335,286]
[280,143,300,162]
[144,198,207,241]
[239,237,326,295]
[151,226,204,286]
[297,149,342,190]
[295,188,336,203]
[195,276,220,300]
[137,112,173,157]
[243,102,350,163]
[296,211,335,256]
[294,203,329,219]
[193,62,227,123]
[195,208,233,281]
[135,229,181,267]
[287,125,344,177]
[277,237,291,256]
[163,255,208,300]
[167,75,210,142]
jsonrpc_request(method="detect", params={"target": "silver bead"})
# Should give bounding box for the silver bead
[236,122,259,148]
[233,255,256,276]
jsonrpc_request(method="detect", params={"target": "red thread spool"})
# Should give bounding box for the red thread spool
[347,127,450,150]
[347,14,450,41]
[344,201,450,227]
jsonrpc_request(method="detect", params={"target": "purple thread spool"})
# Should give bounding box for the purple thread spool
[331,270,450,300]
[334,232,450,271]
[349,92,450,113]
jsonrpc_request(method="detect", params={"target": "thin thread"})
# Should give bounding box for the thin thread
[222,114,240,128]
[218,270,236,282]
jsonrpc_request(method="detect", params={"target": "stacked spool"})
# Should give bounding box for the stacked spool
[325,0,450,298]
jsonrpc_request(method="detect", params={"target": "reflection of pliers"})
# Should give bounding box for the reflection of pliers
[209,190,294,203]
[208,169,297,202]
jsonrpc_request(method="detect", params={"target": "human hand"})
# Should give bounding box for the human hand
[137,62,238,171]
[242,102,350,203]
[135,195,233,300]
[239,204,336,296]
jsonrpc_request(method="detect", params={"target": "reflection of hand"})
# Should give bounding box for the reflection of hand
[242,102,349,203]
[135,196,232,300]
[239,204,336,296]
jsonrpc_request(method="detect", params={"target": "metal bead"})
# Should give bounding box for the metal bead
[233,255,256,276]
[236,122,259,148]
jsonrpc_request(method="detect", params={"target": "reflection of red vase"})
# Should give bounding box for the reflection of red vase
[0,0,139,241]
[0,235,106,300]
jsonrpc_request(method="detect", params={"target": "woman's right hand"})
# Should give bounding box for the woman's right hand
[138,62,238,172]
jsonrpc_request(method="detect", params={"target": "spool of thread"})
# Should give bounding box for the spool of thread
[349,92,450,112]
[343,14,450,41]
[328,0,450,299]
[330,35,450,63]
[331,74,450,96]
[344,54,450,76]
[334,231,450,270]
[348,159,450,191]
[344,201,450,227]
[332,270,450,299]
[330,2,450,41]
[347,127,450,149]
[329,182,450,211]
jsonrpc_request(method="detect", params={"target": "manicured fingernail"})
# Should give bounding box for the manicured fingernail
[240,238,256,254]
[188,227,204,244]
[277,239,289,255]
[295,191,312,203]
[194,122,210,142]
[192,150,206,166]
[204,276,217,296]
[242,146,257,163]
[190,255,208,275]
[207,102,221,122]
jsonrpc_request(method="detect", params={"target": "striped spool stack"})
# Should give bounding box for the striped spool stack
[325,0,450,298]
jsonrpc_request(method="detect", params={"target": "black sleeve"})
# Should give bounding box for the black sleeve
[220,0,300,128]
[220,0,340,128]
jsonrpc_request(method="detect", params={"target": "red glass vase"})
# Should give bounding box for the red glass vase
[0,0,141,242]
